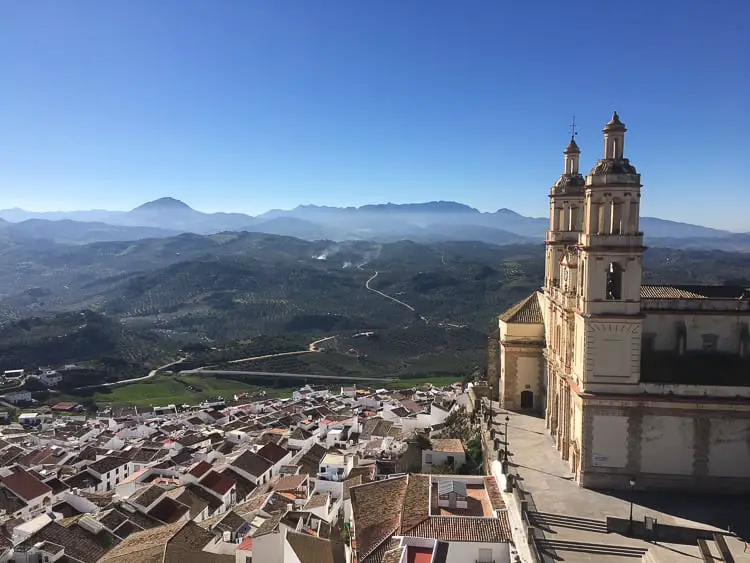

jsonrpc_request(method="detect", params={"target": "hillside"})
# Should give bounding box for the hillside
[0,311,178,388]
[2,232,750,386]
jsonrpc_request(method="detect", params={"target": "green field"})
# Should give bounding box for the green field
[65,374,294,407]
[58,372,462,407]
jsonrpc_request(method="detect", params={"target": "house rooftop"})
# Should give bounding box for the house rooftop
[499,292,543,324]
[429,439,464,454]
[200,470,235,496]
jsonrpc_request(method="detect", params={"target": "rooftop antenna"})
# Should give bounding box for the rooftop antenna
[570,115,578,140]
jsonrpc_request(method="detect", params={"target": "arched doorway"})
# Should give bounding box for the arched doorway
[520,390,534,410]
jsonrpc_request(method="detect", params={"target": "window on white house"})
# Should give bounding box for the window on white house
[425,454,432,464]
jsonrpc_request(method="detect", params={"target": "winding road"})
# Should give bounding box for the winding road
[365,271,429,324]
[71,356,186,392]
[180,368,392,382]
[204,334,339,368]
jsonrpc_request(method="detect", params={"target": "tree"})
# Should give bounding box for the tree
[435,407,474,442]
[430,463,455,475]
[414,434,432,451]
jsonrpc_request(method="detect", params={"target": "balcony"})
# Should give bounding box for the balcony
[578,233,643,248]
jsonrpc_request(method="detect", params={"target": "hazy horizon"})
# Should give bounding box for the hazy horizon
[1,2,748,229]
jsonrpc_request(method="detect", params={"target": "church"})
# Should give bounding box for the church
[489,113,750,491]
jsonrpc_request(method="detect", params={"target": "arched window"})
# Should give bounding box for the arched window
[606,262,623,300]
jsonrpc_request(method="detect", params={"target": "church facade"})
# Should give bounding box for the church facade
[491,113,750,491]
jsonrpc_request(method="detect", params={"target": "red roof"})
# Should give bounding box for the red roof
[408,547,433,563]
[188,460,212,478]
[52,402,78,411]
[236,536,253,551]
[0,467,52,501]
[200,470,235,496]
[257,442,289,464]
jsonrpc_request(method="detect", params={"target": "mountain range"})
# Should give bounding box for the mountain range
[1,197,748,251]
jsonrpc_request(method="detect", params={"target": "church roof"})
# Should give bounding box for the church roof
[564,137,580,154]
[552,174,585,194]
[499,293,543,324]
[588,158,638,176]
[641,285,750,300]
[603,111,626,131]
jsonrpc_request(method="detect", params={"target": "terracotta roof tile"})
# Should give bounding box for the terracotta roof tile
[429,439,464,454]
[408,514,512,543]
[350,476,408,560]
[0,466,52,501]
[257,442,290,464]
[362,537,401,563]
[130,484,167,508]
[231,450,272,478]
[286,530,334,563]
[147,496,190,524]
[200,470,235,496]
[381,547,404,563]
[499,292,543,324]
[342,475,362,501]
[188,460,213,478]
[640,284,750,300]
[98,520,227,563]
[483,476,505,510]
[171,487,209,519]
[400,474,430,533]
[17,521,120,563]
[304,492,329,510]
[220,467,256,501]
[271,474,308,492]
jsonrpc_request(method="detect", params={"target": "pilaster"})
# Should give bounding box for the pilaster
[626,407,643,474]
[693,416,711,477]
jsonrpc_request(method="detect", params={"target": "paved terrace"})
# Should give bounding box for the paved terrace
[490,408,750,563]
[430,482,494,517]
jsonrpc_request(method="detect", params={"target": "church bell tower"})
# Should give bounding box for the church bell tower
[575,112,644,389]
[545,130,586,292]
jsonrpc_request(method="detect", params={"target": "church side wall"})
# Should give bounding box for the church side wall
[642,311,749,353]
[499,344,544,411]
[579,400,750,491]
[499,319,545,412]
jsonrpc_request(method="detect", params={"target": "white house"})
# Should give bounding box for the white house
[5,391,32,405]
[422,439,466,473]
[317,453,354,482]
[256,443,293,478]
[230,450,274,485]
[287,427,316,453]
[0,466,54,519]
[85,455,131,493]
[33,370,63,387]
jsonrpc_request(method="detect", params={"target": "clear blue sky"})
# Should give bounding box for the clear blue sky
[1,1,748,229]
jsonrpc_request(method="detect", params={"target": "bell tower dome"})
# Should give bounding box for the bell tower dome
[544,128,586,292]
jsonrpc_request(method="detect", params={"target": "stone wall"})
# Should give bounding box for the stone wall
[487,331,500,401]
[500,343,544,412]
[578,400,750,491]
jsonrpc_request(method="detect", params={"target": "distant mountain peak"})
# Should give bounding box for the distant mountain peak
[358,201,478,213]
[495,208,522,216]
[132,197,193,212]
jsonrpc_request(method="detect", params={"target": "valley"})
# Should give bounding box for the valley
[0,225,749,409]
